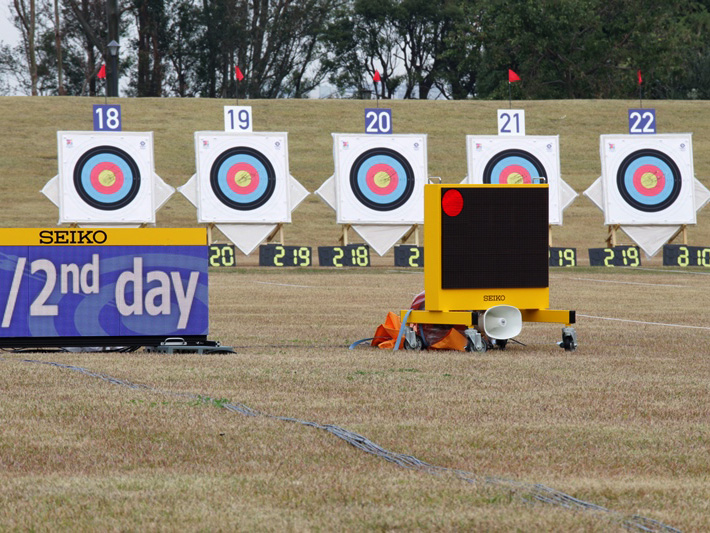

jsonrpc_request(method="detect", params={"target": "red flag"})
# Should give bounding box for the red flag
[637,70,643,85]
[508,69,520,83]
[97,64,106,79]
[373,70,381,83]
[235,66,244,81]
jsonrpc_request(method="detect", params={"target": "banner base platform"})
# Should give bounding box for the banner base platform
[0,335,209,350]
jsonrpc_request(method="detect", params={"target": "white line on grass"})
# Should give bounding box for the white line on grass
[556,277,684,288]
[579,314,710,330]
[636,267,710,276]
[252,281,314,288]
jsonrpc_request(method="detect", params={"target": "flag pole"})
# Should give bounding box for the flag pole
[508,82,512,109]
[637,70,643,108]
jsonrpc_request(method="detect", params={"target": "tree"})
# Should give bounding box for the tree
[12,0,39,95]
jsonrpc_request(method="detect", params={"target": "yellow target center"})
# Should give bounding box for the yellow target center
[508,173,524,185]
[373,171,391,189]
[98,169,116,187]
[235,170,252,187]
[640,172,658,189]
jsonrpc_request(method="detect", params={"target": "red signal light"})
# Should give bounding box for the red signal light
[442,189,463,217]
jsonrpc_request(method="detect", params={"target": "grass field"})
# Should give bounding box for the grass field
[1,97,710,530]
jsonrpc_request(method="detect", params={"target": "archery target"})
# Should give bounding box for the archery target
[333,134,427,224]
[465,136,562,224]
[57,132,156,224]
[194,132,291,223]
[600,134,696,225]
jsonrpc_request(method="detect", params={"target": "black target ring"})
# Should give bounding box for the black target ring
[349,147,415,211]
[73,145,141,210]
[210,147,277,211]
[616,149,682,213]
[483,149,547,184]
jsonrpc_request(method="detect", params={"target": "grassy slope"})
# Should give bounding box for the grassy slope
[1,96,709,261]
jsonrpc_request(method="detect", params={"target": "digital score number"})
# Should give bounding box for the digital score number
[93,104,122,131]
[318,245,370,267]
[259,244,312,267]
[394,245,423,268]
[628,109,656,134]
[364,108,392,134]
[549,247,577,267]
[208,244,237,267]
[497,109,525,136]
[588,246,641,267]
[663,244,710,267]
[224,106,253,132]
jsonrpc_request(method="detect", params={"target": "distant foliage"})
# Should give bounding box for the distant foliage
[2,0,710,98]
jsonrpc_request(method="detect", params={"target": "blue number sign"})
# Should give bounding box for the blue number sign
[93,104,122,131]
[365,108,392,134]
[628,109,656,134]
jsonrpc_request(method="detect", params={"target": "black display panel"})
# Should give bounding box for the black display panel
[208,244,237,267]
[588,246,641,267]
[259,244,312,267]
[440,187,549,289]
[549,247,577,267]
[663,244,710,267]
[394,245,424,267]
[317,244,370,267]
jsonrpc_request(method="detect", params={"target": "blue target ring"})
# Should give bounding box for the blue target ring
[210,147,276,210]
[616,149,681,212]
[73,146,140,210]
[483,149,547,184]
[349,148,415,211]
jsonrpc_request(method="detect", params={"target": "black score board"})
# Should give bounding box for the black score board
[588,246,641,267]
[259,244,312,267]
[317,244,370,267]
[663,244,710,267]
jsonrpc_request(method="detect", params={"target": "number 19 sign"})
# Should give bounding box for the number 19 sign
[224,106,253,132]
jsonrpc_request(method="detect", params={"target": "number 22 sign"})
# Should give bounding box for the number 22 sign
[497,109,525,136]
[364,108,392,134]
[628,109,656,134]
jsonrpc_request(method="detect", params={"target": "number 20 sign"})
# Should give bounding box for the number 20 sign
[628,109,656,134]
[497,109,525,136]
[364,108,392,134]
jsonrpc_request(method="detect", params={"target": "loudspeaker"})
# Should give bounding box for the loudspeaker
[479,305,522,340]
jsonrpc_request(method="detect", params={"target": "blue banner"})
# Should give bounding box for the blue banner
[0,246,208,338]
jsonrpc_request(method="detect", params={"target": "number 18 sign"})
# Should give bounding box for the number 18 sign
[93,105,122,132]
[497,109,525,136]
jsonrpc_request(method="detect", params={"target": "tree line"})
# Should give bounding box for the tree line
[2,0,710,99]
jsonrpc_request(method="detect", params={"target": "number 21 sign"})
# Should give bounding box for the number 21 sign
[497,109,525,136]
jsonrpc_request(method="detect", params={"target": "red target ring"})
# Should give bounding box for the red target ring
[89,162,124,194]
[365,163,399,195]
[499,164,532,184]
[632,164,665,196]
[226,163,259,194]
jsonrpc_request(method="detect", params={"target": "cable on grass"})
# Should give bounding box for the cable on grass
[14,358,680,533]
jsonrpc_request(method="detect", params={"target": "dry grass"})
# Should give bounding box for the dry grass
[2,267,710,530]
[1,96,710,529]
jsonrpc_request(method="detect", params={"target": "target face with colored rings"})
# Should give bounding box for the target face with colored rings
[73,145,141,210]
[210,147,276,210]
[483,149,547,184]
[349,148,415,211]
[616,149,682,212]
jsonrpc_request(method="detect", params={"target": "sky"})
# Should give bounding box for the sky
[0,0,20,47]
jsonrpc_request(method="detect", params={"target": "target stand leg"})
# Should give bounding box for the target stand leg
[606,224,620,247]
[400,224,419,246]
[668,225,688,245]
[207,223,215,245]
[339,224,351,246]
[265,224,285,245]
